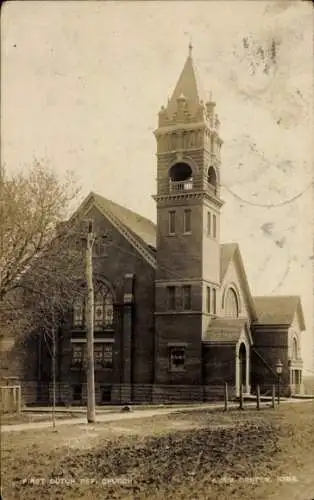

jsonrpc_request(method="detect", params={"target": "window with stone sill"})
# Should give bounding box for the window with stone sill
[212,214,217,238]
[168,211,176,235]
[71,344,85,368]
[167,286,176,310]
[94,343,113,369]
[183,209,192,234]
[182,285,192,310]
[169,346,186,372]
[213,288,217,315]
[206,286,211,313]
[207,212,211,236]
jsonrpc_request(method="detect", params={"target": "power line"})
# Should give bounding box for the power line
[222,180,313,208]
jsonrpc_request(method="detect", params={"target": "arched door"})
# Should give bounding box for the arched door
[239,343,246,389]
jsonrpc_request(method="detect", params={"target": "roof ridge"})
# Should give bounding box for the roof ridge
[92,192,155,227]
[253,295,300,299]
[92,197,157,269]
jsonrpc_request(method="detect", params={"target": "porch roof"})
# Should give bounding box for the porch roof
[203,318,247,344]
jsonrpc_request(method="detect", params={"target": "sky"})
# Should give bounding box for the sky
[2,1,314,371]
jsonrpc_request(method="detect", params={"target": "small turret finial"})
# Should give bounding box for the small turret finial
[188,39,193,57]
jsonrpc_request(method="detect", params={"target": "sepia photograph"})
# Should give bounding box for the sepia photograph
[1,1,313,499]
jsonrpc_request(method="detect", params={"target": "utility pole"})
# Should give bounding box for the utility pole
[85,221,96,423]
[51,295,56,429]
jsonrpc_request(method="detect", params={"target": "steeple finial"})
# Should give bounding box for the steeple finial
[188,40,193,58]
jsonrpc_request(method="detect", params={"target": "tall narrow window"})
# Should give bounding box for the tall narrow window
[183,209,192,233]
[213,288,217,314]
[182,285,192,310]
[167,286,176,310]
[94,291,104,328]
[225,288,239,318]
[206,286,211,313]
[168,211,176,234]
[212,214,217,238]
[210,135,214,153]
[73,299,84,327]
[104,294,114,327]
[94,344,104,367]
[207,212,211,236]
[71,344,85,368]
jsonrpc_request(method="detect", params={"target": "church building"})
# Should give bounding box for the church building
[19,47,305,405]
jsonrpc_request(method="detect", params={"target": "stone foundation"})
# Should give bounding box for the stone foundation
[20,382,254,406]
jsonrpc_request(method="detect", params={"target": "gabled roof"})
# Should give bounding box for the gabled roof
[220,243,238,281]
[220,242,257,321]
[70,192,157,269]
[254,295,306,330]
[203,318,247,344]
[92,193,156,248]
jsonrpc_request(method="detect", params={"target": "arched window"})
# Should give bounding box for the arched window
[73,298,84,327]
[207,166,217,194]
[94,282,114,329]
[292,337,298,359]
[104,293,114,327]
[169,162,193,192]
[225,288,239,318]
[72,281,114,329]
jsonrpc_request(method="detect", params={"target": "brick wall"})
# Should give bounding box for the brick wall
[203,344,235,385]
[252,324,290,395]
[154,314,203,385]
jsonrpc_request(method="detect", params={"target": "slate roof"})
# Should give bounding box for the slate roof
[203,318,247,344]
[253,295,305,329]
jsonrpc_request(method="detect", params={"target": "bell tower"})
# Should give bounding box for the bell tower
[153,45,224,391]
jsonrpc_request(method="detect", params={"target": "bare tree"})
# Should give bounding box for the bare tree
[0,160,80,301]
[0,160,86,421]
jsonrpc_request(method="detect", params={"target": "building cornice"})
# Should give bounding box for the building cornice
[153,190,224,207]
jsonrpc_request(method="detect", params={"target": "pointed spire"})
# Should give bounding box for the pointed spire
[167,44,201,117]
[188,40,193,58]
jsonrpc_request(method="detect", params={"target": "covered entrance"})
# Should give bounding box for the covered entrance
[289,365,303,395]
[236,339,251,396]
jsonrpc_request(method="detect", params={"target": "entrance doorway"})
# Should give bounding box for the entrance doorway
[239,343,247,389]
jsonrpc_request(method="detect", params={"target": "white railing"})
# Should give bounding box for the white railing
[170,180,193,192]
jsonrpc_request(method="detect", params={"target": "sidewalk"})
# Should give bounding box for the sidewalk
[1,401,264,433]
[2,398,312,433]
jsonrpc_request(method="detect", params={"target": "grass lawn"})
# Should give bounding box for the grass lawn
[1,411,83,426]
[1,402,314,499]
